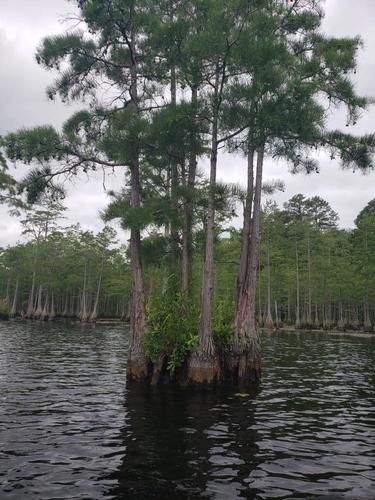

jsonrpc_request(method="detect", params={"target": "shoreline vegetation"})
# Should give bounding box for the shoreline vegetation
[2,313,375,335]
[2,314,375,339]
[262,327,375,338]
[1,1,375,388]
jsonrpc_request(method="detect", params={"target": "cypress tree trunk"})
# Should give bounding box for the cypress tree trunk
[34,286,43,320]
[68,293,73,316]
[363,229,372,331]
[187,72,220,385]
[26,271,36,319]
[264,240,274,330]
[343,304,350,328]
[33,286,40,319]
[229,145,264,386]
[235,143,255,308]
[337,299,344,330]
[49,292,56,321]
[41,293,49,321]
[5,277,11,306]
[62,294,69,318]
[75,293,81,318]
[80,260,89,322]
[10,277,19,318]
[306,230,312,327]
[128,216,148,379]
[25,238,40,320]
[323,247,332,330]
[364,297,372,331]
[126,29,148,382]
[258,261,263,327]
[314,303,320,328]
[352,306,359,330]
[295,242,301,329]
[274,300,280,329]
[89,260,103,323]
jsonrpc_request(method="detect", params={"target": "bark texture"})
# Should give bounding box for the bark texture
[26,271,36,319]
[229,146,264,386]
[187,75,220,385]
[10,277,19,318]
[89,260,103,322]
[236,145,254,307]
[126,29,148,382]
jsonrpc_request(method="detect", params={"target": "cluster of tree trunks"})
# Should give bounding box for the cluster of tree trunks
[4,285,129,323]
[259,303,375,333]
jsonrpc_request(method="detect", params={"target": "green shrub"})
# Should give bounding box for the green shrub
[143,292,199,371]
[213,299,234,350]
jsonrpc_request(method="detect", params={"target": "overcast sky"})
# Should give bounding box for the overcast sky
[1,0,375,247]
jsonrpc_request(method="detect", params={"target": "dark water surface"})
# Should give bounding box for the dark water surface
[1,322,374,499]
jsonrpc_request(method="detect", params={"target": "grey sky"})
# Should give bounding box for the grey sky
[0,0,375,246]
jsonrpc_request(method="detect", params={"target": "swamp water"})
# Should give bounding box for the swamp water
[0,322,374,499]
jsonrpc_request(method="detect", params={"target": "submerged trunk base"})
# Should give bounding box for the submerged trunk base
[150,355,170,386]
[187,351,221,386]
[126,350,261,388]
[127,353,151,383]
[224,347,261,389]
[126,341,261,389]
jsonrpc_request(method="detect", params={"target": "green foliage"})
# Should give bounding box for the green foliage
[0,153,24,209]
[19,166,65,204]
[257,194,368,325]
[213,299,235,350]
[283,194,338,230]
[0,203,128,320]
[2,126,62,163]
[142,292,199,371]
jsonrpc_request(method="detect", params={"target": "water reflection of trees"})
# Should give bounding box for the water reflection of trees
[106,384,261,499]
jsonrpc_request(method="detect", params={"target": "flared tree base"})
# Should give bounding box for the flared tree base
[127,354,151,383]
[224,348,261,389]
[363,321,373,332]
[126,342,261,389]
[186,351,221,386]
[337,319,346,331]
[150,355,173,385]
[264,318,274,330]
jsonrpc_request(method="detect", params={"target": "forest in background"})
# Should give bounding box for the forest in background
[2,192,375,336]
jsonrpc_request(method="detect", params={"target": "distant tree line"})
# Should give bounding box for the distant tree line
[2,195,375,336]
[0,202,130,322]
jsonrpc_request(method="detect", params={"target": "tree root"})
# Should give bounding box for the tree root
[224,345,261,389]
[186,351,221,385]
[127,353,151,383]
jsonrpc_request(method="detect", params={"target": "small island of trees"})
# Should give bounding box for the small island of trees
[0,0,374,388]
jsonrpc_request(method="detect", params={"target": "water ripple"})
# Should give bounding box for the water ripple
[0,323,374,499]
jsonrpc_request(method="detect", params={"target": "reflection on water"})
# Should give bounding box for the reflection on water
[108,386,260,499]
[0,322,374,499]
